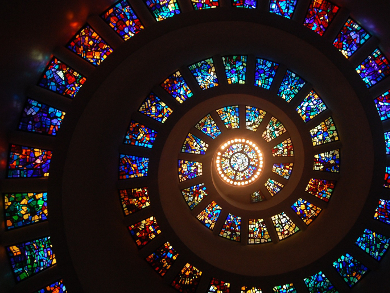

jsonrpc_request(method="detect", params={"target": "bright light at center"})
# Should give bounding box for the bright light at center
[215,139,263,186]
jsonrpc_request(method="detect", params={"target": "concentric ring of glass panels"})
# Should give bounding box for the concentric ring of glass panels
[216,139,263,185]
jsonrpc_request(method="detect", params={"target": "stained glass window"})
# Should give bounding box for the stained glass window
[333,18,370,58]
[272,212,299,240]
[7,144,52,178]
[139,92,173,123]
[35,280,67,293]
[144,0,181,21]
[313,149,340,172]
[385,132,390,154]
[265,178,284,196]
[246,106,266,131]
[250,191,266,203]
[385,167,390,188]
[303,0,339,36]
[4,192,48,230]
[356,48,390,88]
[197,201,222,230]
[277,70,306,102]
[272,163,293,179]
[304,271,337,293]
[216,106,240,129]
[248,218,271,244]
[191,0,219,10]
[67,25,113,66]
[171,263,202,293]
[374,91,390,121]
[374,199,390,225]
[296,90,327,122]
[310,117,339,146]
[241,287,262,293]
[128,216,161,248]
[232,0,256,9]
[119,154,149,179]
[273,283,296,293]
[182,133,209,154]
[356,228,390,261]
[219,213,241,241]
[262,117,286,142]
[305,178,335,202]
[269,0,297,19]
[222,55,247,84]
[208,278,230,293]
[333,253,368,287]
[101,0,144,40]
[181,183,208,209]
[7,237,56,282]
[161,71,193,103]
[119,187,150,215]
[124,121,157,148]
[189,58,218,90]
[178,160,202,182]
[272,138,294,157]
[254,58,279,89]
[291,198,322,225]
[38,57,86,98]
[19,99,65,136]
[195,114,222,139]
[146,241,179,276]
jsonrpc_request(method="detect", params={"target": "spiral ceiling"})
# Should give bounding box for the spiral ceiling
[2,1,390,292]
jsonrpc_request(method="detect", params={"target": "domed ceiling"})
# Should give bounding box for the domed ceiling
[2,1,390,292]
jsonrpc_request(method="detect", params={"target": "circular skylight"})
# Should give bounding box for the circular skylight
[216,139,263,186]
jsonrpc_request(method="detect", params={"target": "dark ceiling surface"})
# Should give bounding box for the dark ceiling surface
[1,0,390,145]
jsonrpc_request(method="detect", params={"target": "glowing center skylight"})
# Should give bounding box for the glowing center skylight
[216,139,263,185]
[230,153,249,171]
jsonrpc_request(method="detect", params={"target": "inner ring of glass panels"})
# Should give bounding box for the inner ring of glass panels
[216,139,263,186]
